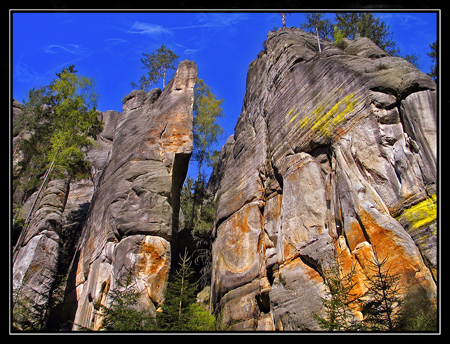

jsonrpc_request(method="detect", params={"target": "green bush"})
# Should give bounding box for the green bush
[397,291,437,332]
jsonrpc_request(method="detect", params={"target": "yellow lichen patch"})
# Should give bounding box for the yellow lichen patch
[396,194,437,230]
[283,92,361,138]
[285,107,295,117]
[284,107,298,127]
[310,93,360,137]
[287,112,299,125]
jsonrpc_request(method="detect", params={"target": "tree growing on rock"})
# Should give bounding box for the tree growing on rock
[13,65,102,254]
[427,41,437,82]
[334,13,399,55]
[300,13,334,51]
[279,12,291,28]
[131,43,179,91]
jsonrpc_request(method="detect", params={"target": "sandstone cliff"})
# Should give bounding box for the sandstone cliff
[12,28,438,332]
[66,60,197,330]
[12,60,198,331]
[209,28,437,331]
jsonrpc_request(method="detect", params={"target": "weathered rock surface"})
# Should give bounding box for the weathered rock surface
[65,60,197,330]
[210,28,437,330]
[13,178,70,326]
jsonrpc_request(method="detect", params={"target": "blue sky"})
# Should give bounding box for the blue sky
[12,11,438,179]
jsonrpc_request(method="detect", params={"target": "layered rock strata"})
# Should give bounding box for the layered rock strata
[66,60,197,330]
[210,28,437,331]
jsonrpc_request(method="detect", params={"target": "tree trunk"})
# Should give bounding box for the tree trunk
[189,156,203,230]
[316,25,322,52]
[163,65,167,89]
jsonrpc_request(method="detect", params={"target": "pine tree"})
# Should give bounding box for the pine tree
[315,261,363,331]
[100,269,156,331]
[334,13,399,55]
[300,13,334,51]
[157,248,215,331]
[131,43,179,91]
[157,248,198,331]
[427,41,437,82]
[13,65,102,256]
[360,247,403,331]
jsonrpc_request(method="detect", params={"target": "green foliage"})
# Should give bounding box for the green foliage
[13,65,102,201]
[185,303,216,331]
[334,13,399,55]
[314,262,363,331]
[300,13,334,41]
[360,248,403,331]
[427,41,437,82]
[12,287,48,331]
[48,65,102,178]
[157,248,198,331]
[158,249,215,331]
[315,247,429,332]
[397,291,437,331]
[403,53,421,69]
[13,86,56,200]
[131,43,179,91]
[192,78,224,171]
[376,62,390,71]
[100,270,156,331]
[188,78,224,230]
[181,175,215,289]
[333,26,346,45]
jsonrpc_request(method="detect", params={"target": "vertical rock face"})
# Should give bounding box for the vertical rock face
[13,178,70,327]
[65,60,197,330]
[210,29,437,331]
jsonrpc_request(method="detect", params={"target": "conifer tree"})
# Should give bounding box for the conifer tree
[315,261,363,331]
[13,65,102,255]
[131,43,179,91]
[158,248,198,331]
[100,269,156,331]
[300,13,334,51]
[334,13,399,55]
[360,247,403,331]
[427,41,437,82]
[157,248,215,331]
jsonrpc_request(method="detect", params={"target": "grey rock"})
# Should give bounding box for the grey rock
[68,60,197,330]
[210,28,437,330]
[13,179,69,326]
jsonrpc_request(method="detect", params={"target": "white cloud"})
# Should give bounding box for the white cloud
[376,13,428,31]
[15,61,37,83]
[195,13,250,28]
[127,21,173,37]
[183,49,198,55]
[43,44,89,55]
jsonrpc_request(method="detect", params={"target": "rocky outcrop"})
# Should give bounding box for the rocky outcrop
[13,178,70,328]
[210,28,437,331]
[65,60,197,330]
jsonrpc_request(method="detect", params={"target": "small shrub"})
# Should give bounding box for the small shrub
[376,63,390,71]
[397,291,437,332]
